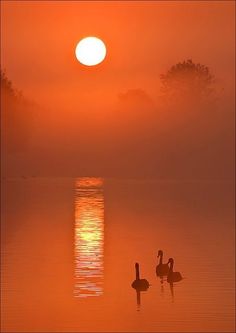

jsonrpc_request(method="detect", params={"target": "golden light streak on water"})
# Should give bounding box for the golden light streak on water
[74,177,104,298]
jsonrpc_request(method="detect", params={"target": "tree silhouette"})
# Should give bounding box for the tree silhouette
[1,69,23,100]
[1,69,32,154]
[160,59,215,104]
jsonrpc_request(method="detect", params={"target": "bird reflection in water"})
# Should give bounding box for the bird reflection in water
[74,178,104,298]
[159,280,175,302]
[135,290,141,310]
[169,282,174,302]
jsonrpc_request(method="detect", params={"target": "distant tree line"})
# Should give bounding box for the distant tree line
[1,69,34,154]
[0,59,217,156]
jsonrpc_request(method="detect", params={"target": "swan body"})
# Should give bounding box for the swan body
[167,258,182,283]
[156,250,169,277]
[131,263,149,291]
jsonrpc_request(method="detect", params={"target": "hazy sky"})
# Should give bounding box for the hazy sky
[1,1,235,110]
[1,1,235,179]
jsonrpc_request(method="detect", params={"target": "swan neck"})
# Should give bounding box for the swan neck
[135,265,140,280]
[159,253,163,264]
[169,261,174,272]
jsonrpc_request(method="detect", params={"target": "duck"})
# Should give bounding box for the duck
[167,258,182,283]
[156,250,169,277]
[131,263,149,291]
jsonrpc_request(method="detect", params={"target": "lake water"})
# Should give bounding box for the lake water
[1,177,235,332]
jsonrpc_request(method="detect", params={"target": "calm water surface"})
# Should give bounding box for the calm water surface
[1,177,235,332]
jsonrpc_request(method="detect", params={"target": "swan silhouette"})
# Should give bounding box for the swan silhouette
[167,258,182,283]
[131,263,149,291]
[156,250,169,277]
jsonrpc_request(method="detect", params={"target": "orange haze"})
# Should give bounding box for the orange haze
[1,1,235,179]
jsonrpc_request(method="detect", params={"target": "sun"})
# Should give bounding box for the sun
[75,37,106,66]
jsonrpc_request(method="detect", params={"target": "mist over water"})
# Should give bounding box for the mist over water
[1,84,235,180]
[1,2,235,332]
[1,60,235,332]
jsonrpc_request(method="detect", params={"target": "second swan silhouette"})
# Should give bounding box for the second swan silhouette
[156,250,169,277]
[167,258,182,283]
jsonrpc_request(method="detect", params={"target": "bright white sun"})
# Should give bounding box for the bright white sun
[75,37,106,66]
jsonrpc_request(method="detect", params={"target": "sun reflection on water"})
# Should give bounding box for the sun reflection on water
[74,177,104,298]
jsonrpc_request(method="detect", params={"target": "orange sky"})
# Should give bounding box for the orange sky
[1,1,235,111]
[1,1,235,179]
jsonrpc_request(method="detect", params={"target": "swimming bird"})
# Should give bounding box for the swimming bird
[167,258,182,283]
[131,263,149,291]
[156,250,169,277]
